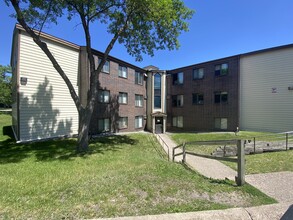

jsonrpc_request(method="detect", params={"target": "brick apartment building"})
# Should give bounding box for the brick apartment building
[11,24,293,142]
[166,55,240,132]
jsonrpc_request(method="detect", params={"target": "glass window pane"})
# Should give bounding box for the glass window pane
[154,73,161,89]
[215,93,221,103]
[177,116,183,128]
[103,61,110,73]
[104,119,110,131]
[178,72,183,84]
[98,119,104,132]
[172,117,177,127]
[104,91,109,103]
[221,118,227,129]
[215,118,221,129]
[154,96,161,108]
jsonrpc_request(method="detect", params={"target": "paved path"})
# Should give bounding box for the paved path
[152,133,293,219]
[95,133,293,220]
[96,203,291,220]
[155,133,237,180]
[246,171,293,203]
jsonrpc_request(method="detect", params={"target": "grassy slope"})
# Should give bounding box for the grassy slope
[171,132,293,174]
[0,115,275,219]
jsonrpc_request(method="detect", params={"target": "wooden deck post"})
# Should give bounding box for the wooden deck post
[182,143,186,163]
[236,140,245,186]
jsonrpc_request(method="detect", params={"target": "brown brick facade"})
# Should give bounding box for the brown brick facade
[80,48,147,134]
[80,47,240,134]
[166,56,240,132]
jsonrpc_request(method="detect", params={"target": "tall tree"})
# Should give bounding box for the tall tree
[6,0,194,152]
[0,65,12,107]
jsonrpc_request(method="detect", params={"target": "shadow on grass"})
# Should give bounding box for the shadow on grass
[0,135,137,164]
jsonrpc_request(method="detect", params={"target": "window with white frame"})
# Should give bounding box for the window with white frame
[118,92,128,104]
[172,95,184,107]
[135,94,143,107]
[193,68,204,79]
[135,72,143,85]
[118,65,127,78]
[173,72,184,85]
[192,93,204,105]
[98,118,110,132]
[135,116,143,128]
[98,90,110,103]
[215,118,228,130]
[214,91,228,103]
[154,73,161,109]
[98,59,110,73]
[119,117,128,129]
[172,116,183,128]
[215,63,228,76]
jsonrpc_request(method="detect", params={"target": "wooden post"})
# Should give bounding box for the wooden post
[182,143,186,163]
[253,137,256,153]
[236,140,245,186]
[172,147,175,162]
[286,133,288,151]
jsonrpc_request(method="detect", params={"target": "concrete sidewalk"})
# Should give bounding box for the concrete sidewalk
[95,133,292,220]
[152,133,293,219]
[97,203,291,220]
[155,133,237,180]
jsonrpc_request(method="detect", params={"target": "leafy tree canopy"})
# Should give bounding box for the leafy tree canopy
[0,65,12,107]
[6,0,193,151]
[6,0,194,61]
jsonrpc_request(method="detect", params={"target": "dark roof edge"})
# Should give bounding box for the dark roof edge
[240,43,293,57]
[168,43,293,72]
[167,55,240,72]
[15,23,80,50]
[15,23,145,72]
[91,48,145,72]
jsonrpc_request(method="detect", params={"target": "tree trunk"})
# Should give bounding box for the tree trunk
[77,109,92,152]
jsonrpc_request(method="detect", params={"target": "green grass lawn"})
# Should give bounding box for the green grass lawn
[171,132,293,174]
[0,115,276,219]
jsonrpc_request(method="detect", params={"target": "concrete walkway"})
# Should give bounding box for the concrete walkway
[155,133,237,180]
[95,133,293,220]
[152,133,293,219]
[97,203,292,220]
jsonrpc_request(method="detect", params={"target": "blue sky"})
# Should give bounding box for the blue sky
[1,0,293,70]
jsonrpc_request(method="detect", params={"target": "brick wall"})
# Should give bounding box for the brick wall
[166,56,240,132]
[89,52,147,134]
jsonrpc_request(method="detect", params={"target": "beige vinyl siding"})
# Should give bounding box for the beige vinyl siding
[240,47,293,132]
[18,32,79,141]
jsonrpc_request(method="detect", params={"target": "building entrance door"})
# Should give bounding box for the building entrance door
[155,117,163,134]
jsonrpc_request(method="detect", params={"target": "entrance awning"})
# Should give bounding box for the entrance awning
[151,112,167,117]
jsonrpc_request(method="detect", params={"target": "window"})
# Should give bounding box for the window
[193,68,204,79]
[192,93,204,105]
[173,72,184,85]
[135,116,143,128]
[135,72,143,85]
[172,95,184,107]
[215,63,228,76]
[98,118,110,132]
[214,92,228,103]
[215,118,228,130]
[118,92,128,104]
[154,73,161,109]
[98,90,110,103]
[172,116,183,128]
[98,59,110,73]
[119,117,128,129]
[135,94,143,107]
[119,65,127,78]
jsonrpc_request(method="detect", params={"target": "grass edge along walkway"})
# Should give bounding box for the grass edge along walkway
[155,133,237,180]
